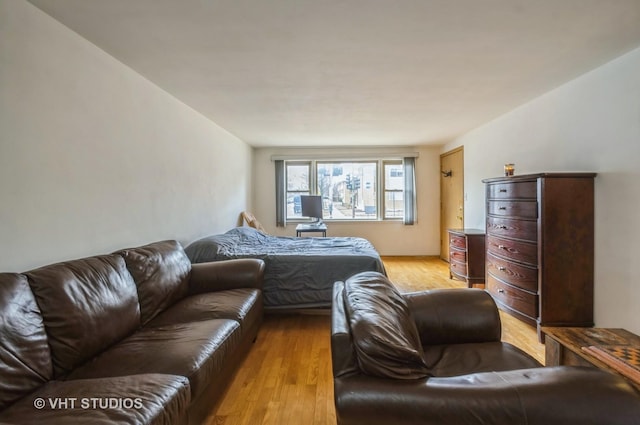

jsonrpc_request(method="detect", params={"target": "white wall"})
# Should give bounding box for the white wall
[443,47,640,334]
[0,0,253,271]
[252,146,441,256]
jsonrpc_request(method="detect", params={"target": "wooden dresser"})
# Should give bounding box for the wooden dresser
[482,173,596,337]
[448,229,486,288]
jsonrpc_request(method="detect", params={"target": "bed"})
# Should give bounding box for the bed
[184,226,386,309]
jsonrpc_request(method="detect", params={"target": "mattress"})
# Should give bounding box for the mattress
[184,227,386,308]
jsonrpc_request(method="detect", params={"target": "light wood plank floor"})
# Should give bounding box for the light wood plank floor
[206,256,545,425]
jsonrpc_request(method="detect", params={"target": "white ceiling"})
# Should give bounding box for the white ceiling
[27,0,640,147]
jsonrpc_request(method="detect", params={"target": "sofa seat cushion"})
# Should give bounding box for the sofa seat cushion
[343,272,430,379]
[425,342,541,377]
[25,255,140,377]
[0,374,190,425]
[146,288,262,334]
[67,319,241,399]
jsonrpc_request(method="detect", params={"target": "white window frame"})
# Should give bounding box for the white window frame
[284,158,406,222]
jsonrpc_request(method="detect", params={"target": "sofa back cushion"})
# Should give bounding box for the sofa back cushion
[26,255,140,377]
[115,240,191,325]
[0,273,53,409]
[343,272,430,379]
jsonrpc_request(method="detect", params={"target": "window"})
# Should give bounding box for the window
[317,162,377,220]
[283,158,414,222]
[285,162,310,219]
[383,161,404,219]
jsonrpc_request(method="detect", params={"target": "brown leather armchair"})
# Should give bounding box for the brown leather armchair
[331,272,640,425]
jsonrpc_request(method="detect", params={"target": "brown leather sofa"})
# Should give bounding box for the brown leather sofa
[332,272,640,425]
[0,240,264,425]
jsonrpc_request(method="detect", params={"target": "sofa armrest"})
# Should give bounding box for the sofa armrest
[404,289,501,345]
[331,282,360,378]
[188,259,265,295]
[334,366,640,425]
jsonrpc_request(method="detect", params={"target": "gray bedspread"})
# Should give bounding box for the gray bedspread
[184,227,386,308]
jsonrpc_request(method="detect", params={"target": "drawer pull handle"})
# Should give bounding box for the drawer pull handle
[498,225,508,229]
[498,207,507,210]
[497,266,506,271]
[498,245,507,250]
[498,289,505,293]
[499,189,507,193]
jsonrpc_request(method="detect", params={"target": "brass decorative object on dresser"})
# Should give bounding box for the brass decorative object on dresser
[448,229,486,288]
[482,172,596,339]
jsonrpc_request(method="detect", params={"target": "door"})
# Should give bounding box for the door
[440,147,464,262]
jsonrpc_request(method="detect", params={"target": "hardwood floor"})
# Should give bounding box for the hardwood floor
[206,256,544,425]
[209,312,334,425]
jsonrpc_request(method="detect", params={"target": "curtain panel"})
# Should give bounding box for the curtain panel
[403,157,416,225]
[275,160,286,227]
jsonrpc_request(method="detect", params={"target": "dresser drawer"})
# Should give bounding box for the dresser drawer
[487,181,537,199]
[449,260,467,278]
[486,216,537,242]
[449,248,466,263]
[487,275,538,319]
[487,235,537,266]
[449,234,466,250]
[488,200,537,219]
[486,252,538,292]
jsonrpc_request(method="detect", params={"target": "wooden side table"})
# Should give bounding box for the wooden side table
[542,327,640,390]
